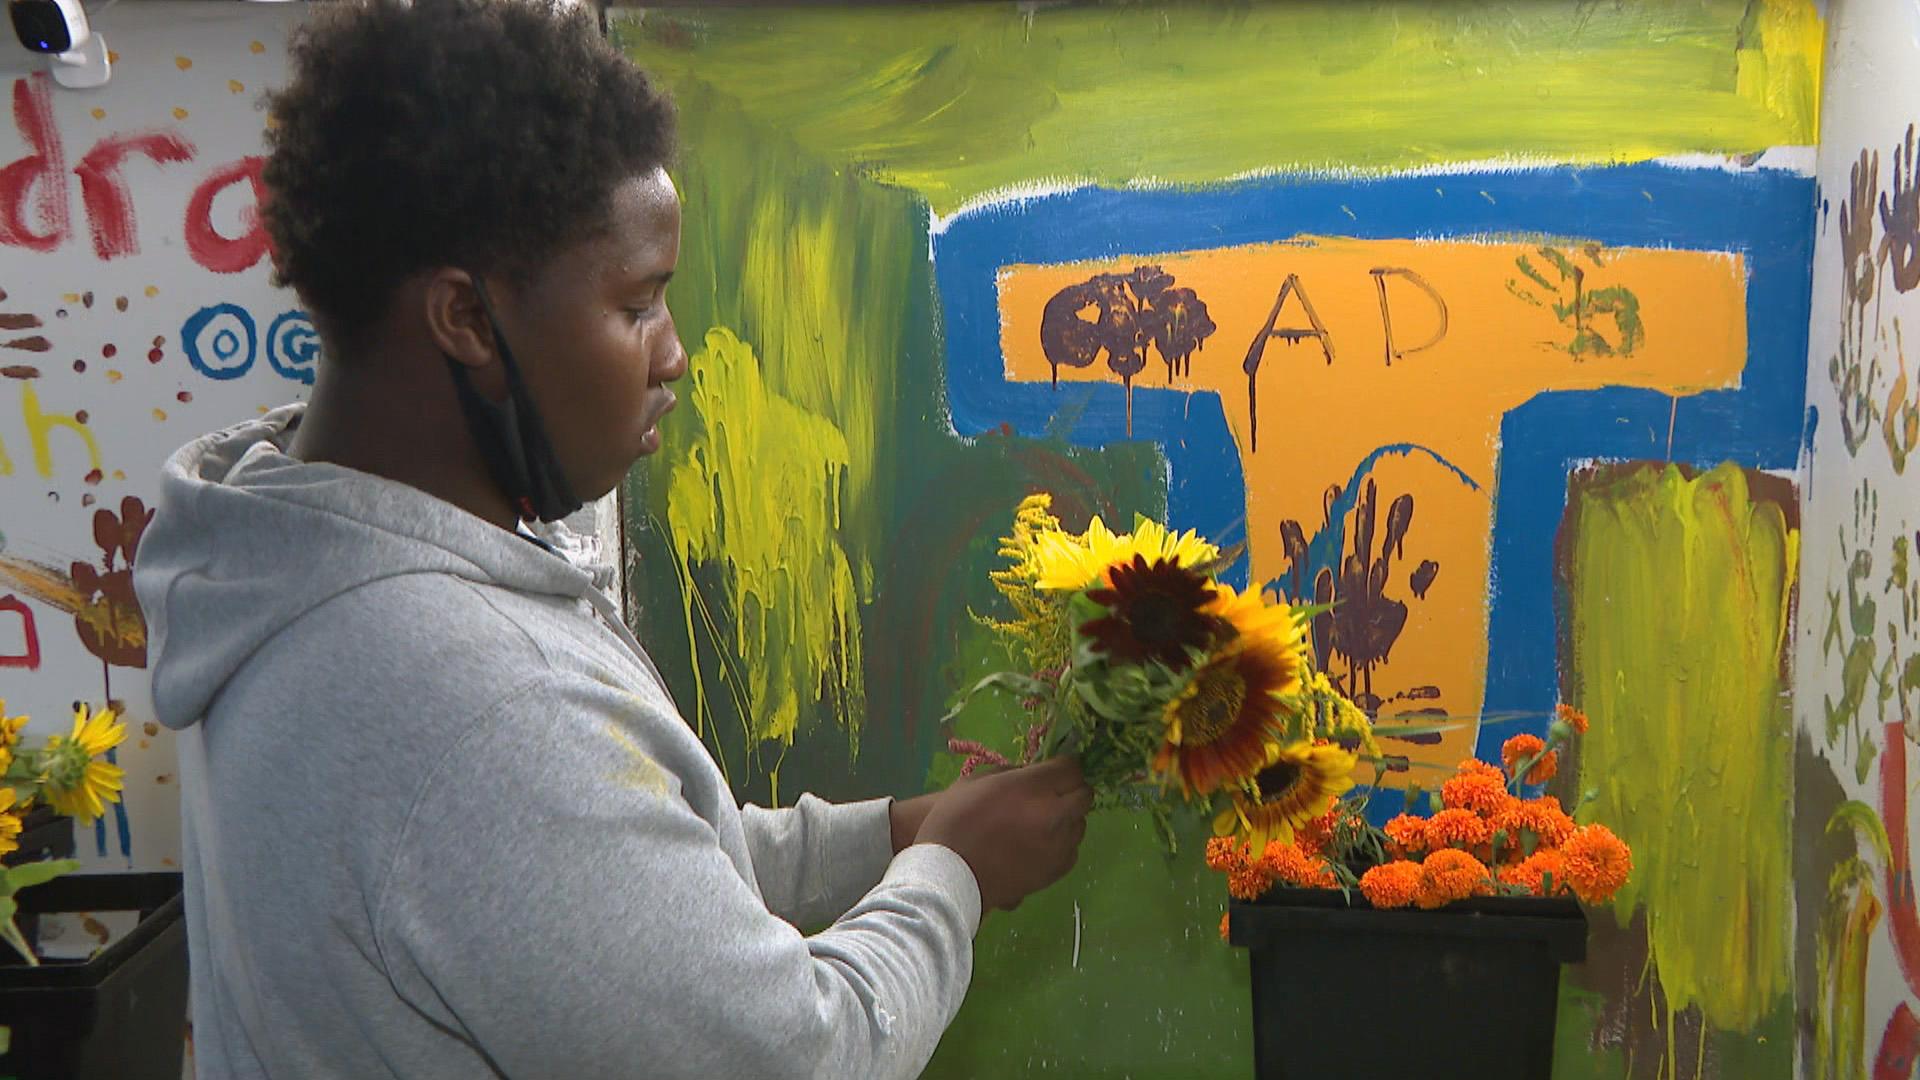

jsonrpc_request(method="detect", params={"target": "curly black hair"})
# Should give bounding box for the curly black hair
[262,0,675,346]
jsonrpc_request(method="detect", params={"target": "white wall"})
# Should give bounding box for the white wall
[1797,0,1920,1073]
[0,1,309,872]
[0,1,624,880]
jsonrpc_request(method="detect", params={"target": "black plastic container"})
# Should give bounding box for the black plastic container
[0,871,187,1080]
[1228,887,1587,1079]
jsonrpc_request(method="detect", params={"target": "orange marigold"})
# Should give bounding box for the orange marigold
[1456,757,1503,780]
[1425,807,1491,850]
[1383,813,1430,856]
[1561,824,1633,905]
[1296,806,1339,857]
[1219,911,1232,942]
[1501,733,1545,774]
[1205,836,1246,872]
[1262,841,1337,888]
[1416,849,1494,910]
[1498,848,1569,897]
[1507,795,1577,848]
[1442,768,1514,818]
[1360,860,1424,909]
[1556,703,1590,734]
[1227,863,1275,901]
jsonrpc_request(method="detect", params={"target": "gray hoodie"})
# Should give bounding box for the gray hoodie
[133,406,980,1079]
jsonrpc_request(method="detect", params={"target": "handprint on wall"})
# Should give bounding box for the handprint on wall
[1506,243,1645,359]
[1039,264,1216,435]
[1881,124,1920,295]
[1834,144,1890,459]
[1887,321,1919,474]
[1276,477,1440,721]
[1843,147,1883,311]
[1822,480,1911,783]
[70,496,154,673]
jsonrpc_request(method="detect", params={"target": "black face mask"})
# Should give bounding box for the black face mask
[442,277,582,524]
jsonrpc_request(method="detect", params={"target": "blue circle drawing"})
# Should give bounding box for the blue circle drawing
[181,303,258,381]
[266,310,321,385]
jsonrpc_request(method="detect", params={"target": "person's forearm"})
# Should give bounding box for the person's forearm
[890,793,939,854]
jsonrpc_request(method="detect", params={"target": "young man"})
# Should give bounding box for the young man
[131,2,1092,1076]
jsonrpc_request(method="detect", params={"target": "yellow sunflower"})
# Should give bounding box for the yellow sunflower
[1031,515,1220,591]
[1204,582,1302,643]
[41,705,127,824]
[0,795,19,858]
[1212,740,1358,850]
[1153,591,1307,795]
[0,701,26,767]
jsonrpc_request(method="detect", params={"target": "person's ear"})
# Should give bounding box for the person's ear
[423,268,495,371]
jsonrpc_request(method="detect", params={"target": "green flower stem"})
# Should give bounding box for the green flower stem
[0,917,36,967]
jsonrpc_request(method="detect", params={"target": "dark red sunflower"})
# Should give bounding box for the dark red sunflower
[1081,554,1225,670]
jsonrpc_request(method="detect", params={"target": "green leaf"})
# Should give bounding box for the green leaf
[0,898,13,922]
[1522,829,1541,857]
[1374,718,1471,738]
[5,859,81,893]
[0,1023,10,1053]
[1066,590,1107,629]
[937,671,1055,727]
[1289,601,1335,624]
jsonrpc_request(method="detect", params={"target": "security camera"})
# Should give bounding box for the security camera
[11,0,87,53]
[9,0,110,89]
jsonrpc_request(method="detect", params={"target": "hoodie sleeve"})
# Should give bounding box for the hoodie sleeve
[372,674,980,1080]
[739,795,896,929]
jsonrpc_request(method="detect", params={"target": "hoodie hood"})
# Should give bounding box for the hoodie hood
[134,404,600,730]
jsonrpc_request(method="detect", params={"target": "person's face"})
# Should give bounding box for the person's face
[501,167,687,501]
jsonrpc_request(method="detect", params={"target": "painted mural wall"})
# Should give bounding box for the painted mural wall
[0,2,308,880]
[616,3,1822,1077]
[1794,0,1920,1077]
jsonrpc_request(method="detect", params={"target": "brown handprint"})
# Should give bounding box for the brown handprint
[1889,320,1919,475]
[1880,124,1920,295]
[1039,265,1216,435]
[1842,147,1881,309]
[69,496,153,670]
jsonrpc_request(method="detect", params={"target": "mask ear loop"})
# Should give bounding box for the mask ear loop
[441,274,582,523]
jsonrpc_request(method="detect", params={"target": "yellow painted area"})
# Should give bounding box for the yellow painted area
[0,558,84,614]
[665,326,864,756]
[1567,463,1795,1037]
[998,237,1746,776]
[621,0,1823,217]
[21,382,101,479]
[1736,0,1825,142]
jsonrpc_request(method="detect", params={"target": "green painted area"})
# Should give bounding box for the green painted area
[1553,984,1628,1080]
[621,63,1239,1073]
[618,0,1819,215]
[612,5,1822,1074]
[1563,463,1796,1044]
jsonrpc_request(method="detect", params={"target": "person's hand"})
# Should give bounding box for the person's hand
[913,756,1093,912]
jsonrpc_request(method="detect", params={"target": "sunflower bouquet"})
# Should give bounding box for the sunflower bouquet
[946,495,1378,848]
[1205,704,1634,929]
[0,702,129,965]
